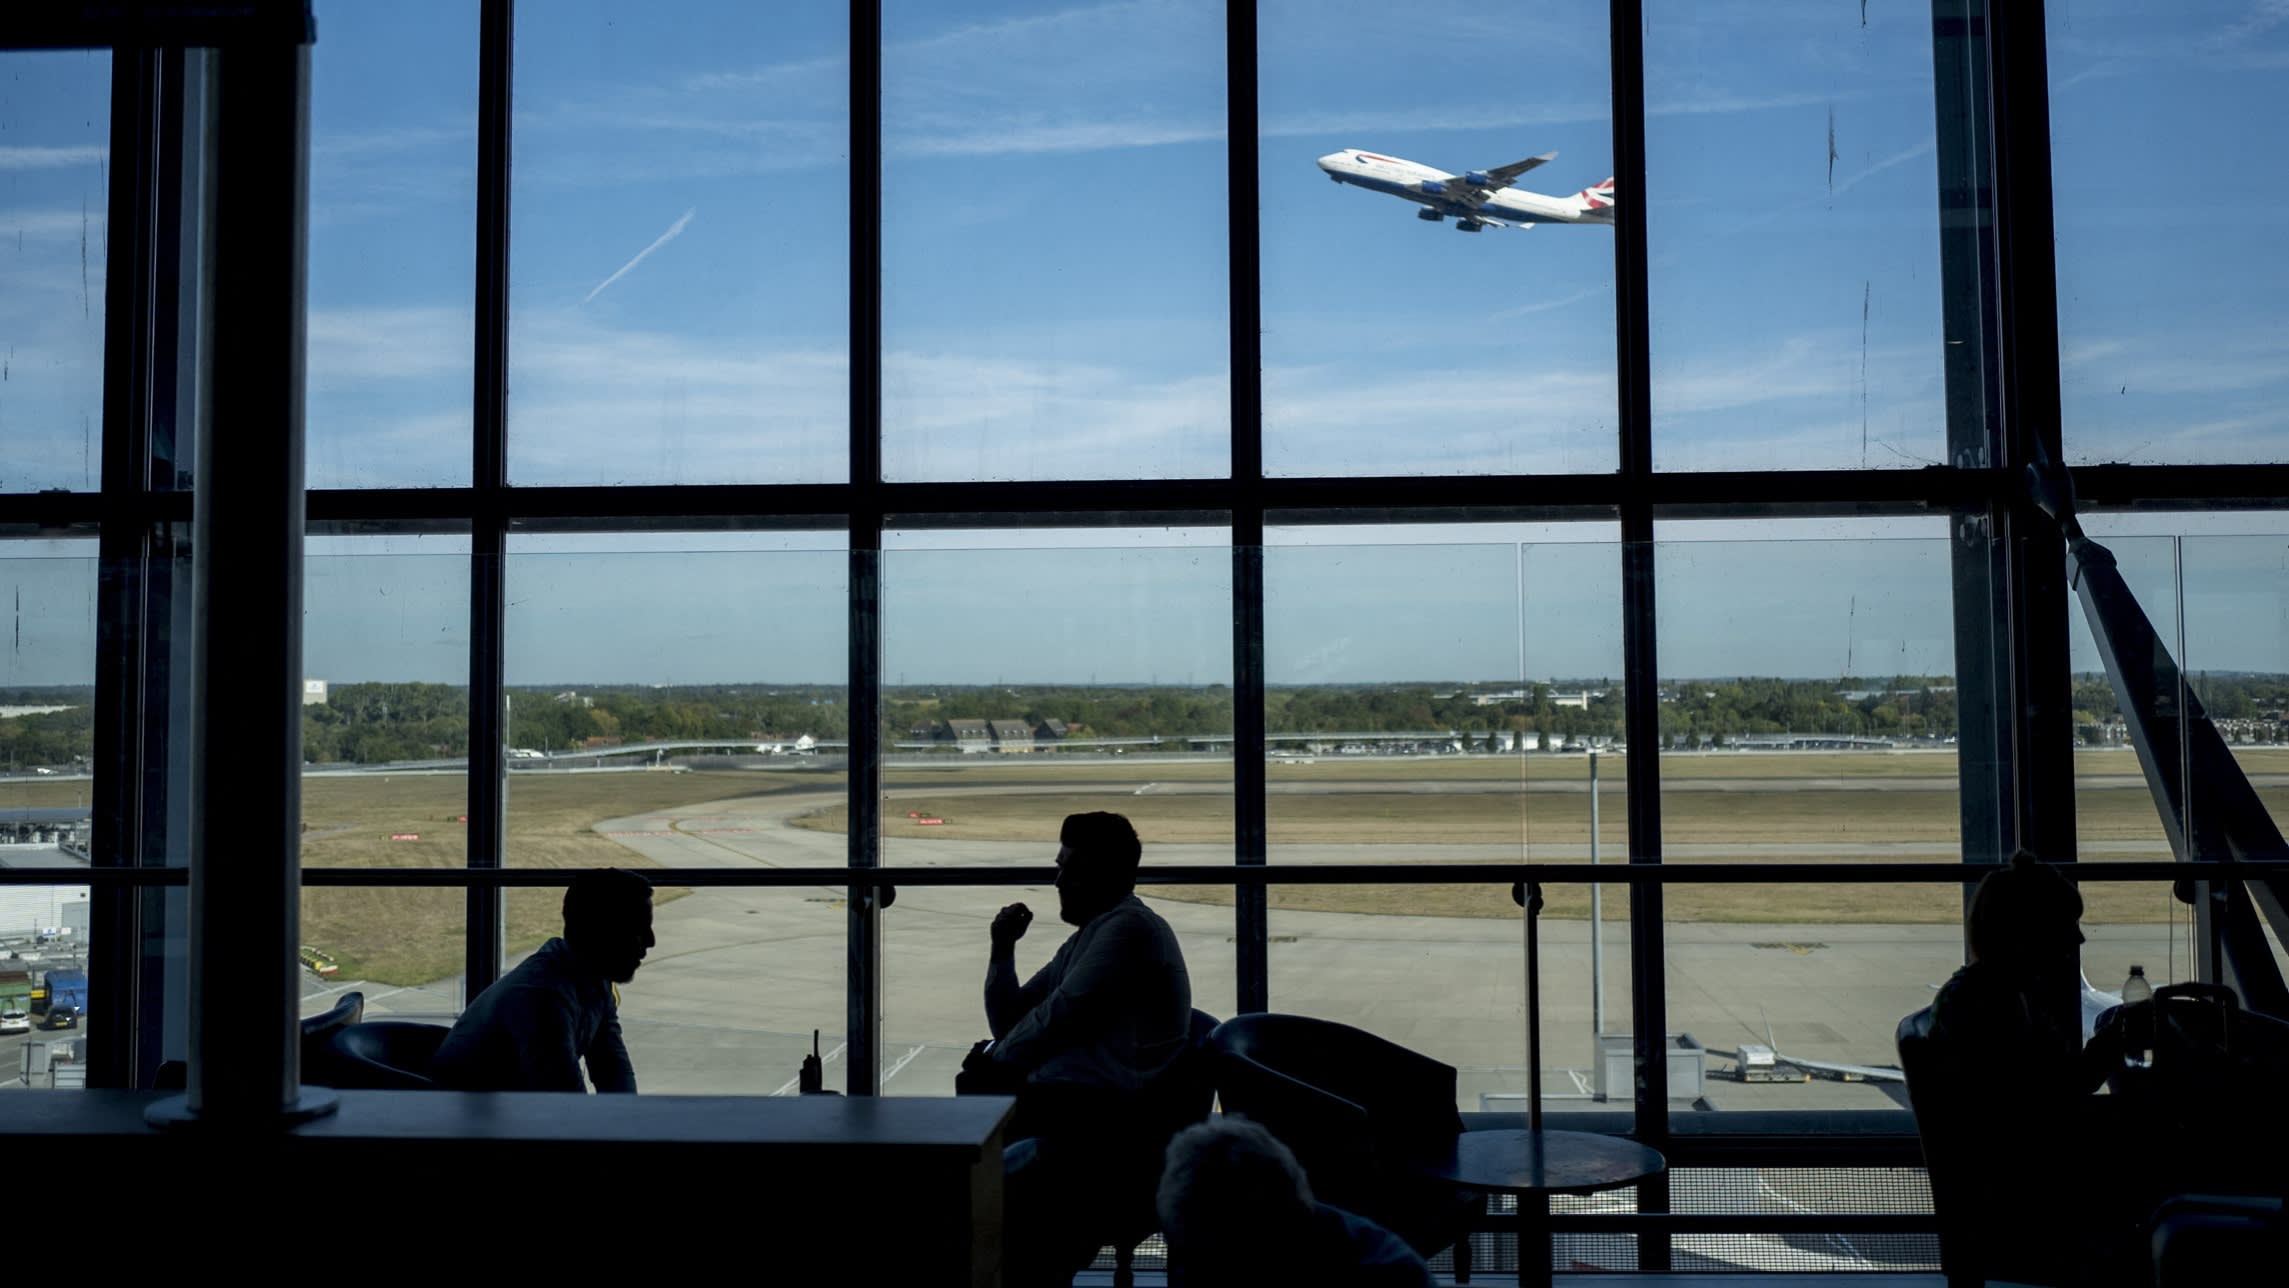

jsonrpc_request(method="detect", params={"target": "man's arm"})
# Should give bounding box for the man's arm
[985,901,1061,1039]
[584,1009,638,1094]
[991,914,1144,1072]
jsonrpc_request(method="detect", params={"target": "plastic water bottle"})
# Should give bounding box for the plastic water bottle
[2121,965,2153,1068]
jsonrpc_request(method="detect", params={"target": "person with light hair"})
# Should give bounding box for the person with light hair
[1157,1117,1432,1287]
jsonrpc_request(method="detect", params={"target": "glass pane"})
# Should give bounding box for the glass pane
[1665,882,1957,1114]
[2066,532,2180,862]
[881,1,1227,481]
[1262,527,1626,1111]
[2051,2,2289,465]
[0,543,96,1085]
[503,534,849,868]
[1259,1,1615,476]
[878,530,1235,1092]
[0,52,109,494]
[301,538,472,867]
[306,0,478,488]
[298,888,465,1016]
[1646,5,1945,471]
[1657,524,1959,1119]
[499,884,846,1095]
[508,2,849,485]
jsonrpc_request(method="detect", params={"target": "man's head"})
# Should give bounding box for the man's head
[563,868,655,984]
[1158,1117,1315,1277]
[1965,849,2083,970]
[1054,811,1141,925]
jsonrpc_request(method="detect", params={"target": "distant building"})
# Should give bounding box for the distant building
[1551,691,1592,710]
[987,720,1034,753]
[301,679,328,706]
[581,735,623,749]
[1034,718,1070,744]
[943,719,991,754]
[1471,689,1526,707]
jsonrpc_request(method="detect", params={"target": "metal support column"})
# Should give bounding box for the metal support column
[1611,0,1671,1269]
[845,0,886,1096]
[464,0,515,1004]
[149,18,334,1127]
[1227,0,1268,1017]
[89,47,163,1090]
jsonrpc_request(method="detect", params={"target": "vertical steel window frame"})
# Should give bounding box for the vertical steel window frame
[847,0,887,1095]
[1609,0,1673,1267]
[1228,0,1270,1018]
[465,0,515,1003]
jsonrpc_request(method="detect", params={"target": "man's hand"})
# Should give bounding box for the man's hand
[990,902,1033,954]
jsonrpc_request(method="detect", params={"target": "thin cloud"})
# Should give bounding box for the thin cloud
[1829,140,1935,197]
[581,208,696,305]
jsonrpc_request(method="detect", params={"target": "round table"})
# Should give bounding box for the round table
[1411,1128,1667,1286]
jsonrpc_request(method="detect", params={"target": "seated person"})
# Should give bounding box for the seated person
[1158,1117,1433,1288]
[431,868,653,1093]
[970,811,1192,1287]
[976,809,1193,1138]
[1927,851,2136,1285]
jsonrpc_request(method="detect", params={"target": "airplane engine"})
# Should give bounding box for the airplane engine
[1456,220,1484,232]
[1463,170,1491,186]
[1415,180,1446,195]
[1416,209,1443,221]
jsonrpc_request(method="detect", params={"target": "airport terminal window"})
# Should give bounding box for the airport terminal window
[1257,0,1618,477]
[305,0,478,489]
[301,536,473,871]
[2049,1,2289,466]
[1643,3,1947,472]
[881,0,1229,481]
[507,0,850,486]
[0,52,109,495]
[0,542,98,1087]
[877,528,1237,1093]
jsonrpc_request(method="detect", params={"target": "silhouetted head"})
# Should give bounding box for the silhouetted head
[1055,811,1141,926]
[563,868,655,984]
[1159,1117,1315,1280]
[1965,849,2083,971]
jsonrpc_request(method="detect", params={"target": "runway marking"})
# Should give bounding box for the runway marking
[1133,782,1157,795]
[881,1043,929,1086]
[770,1039,847,1096]
[303,979,368,1001]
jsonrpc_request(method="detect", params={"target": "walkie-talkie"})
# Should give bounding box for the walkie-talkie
[798,1028,825,1094]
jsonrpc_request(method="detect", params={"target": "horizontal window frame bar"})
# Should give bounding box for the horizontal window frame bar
[11,463,2289,534]
[7,859,2260,888]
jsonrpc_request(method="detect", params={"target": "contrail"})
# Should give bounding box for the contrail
[581,208,695,305]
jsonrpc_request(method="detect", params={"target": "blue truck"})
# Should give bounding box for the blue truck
[40,969,86,1029]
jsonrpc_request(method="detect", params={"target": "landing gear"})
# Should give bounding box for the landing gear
[1456,220,1484,232]
[1416,208,1444,222]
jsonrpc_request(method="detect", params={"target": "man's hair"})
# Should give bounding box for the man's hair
[1966,849,2083,966]
[1157,1117,1314,1255]
[563,868,653,933]
[1060,810,1142,877]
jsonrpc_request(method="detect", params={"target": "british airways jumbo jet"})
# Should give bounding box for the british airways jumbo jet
[1317,149,1615,232]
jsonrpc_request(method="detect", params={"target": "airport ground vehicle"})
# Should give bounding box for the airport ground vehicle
[43,1005,77,1030]
[0,1010,28,1034]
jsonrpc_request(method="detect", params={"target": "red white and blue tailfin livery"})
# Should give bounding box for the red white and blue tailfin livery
[1316,149,1617,232]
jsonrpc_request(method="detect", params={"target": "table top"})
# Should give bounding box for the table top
[1411,1128,1667,1196]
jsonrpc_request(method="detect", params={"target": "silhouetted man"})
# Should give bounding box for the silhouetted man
[432,868,653,1093]
[969,811,1192,1287]
[1159,1117,1433,1288]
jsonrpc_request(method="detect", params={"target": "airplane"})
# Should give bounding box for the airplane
[1716,974,2128,1085]
[1315,148,1616,232]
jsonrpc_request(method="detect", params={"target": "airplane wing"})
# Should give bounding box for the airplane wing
[1777,1054,1905,1082]
[1440,151,1558,207]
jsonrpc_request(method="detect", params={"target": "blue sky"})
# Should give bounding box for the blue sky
[4,3,2288,686]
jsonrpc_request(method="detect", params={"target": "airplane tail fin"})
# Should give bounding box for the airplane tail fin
[1574,177,1618,218]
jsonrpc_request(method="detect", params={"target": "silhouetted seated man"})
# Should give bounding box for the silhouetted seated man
[431,868,653,1093]
[1927,851,2130,1285]
[1158,1117,1434,1288]
[965,811,1192,1287]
